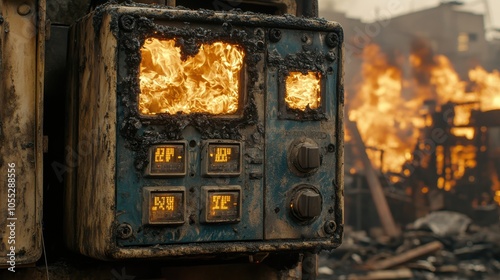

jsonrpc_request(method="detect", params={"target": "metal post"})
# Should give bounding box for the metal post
[301,252,318,280]
[302,0,318,18]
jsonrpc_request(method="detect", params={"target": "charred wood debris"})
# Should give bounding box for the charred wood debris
[318,211,500,280]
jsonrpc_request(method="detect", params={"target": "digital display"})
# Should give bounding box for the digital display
[154,147,177,163]
[149,144,186,176]
[147,191,185,224]
[207,144,241,175]
[206,191,241,222]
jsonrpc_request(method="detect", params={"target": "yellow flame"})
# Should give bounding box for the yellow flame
[469,66,500,111]
[349,44,421,173]
[139,38,245,115]
[285,72,321,110]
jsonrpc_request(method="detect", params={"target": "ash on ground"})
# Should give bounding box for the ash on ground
[318,211,500,280]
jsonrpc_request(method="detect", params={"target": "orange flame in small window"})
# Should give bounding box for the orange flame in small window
[139,38,245,115]
[285,72,321,110]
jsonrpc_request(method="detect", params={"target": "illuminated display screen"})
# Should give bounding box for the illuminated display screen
[148,191,185,224]
[207,144,241,174]
[149,144,186,175]
[206,191,240,222]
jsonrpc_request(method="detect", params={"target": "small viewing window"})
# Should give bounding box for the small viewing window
[285,72,321,111]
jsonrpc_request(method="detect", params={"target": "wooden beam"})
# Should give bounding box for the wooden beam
[348,268,413,280]
[368,241,443,270]
[346,120,401,237]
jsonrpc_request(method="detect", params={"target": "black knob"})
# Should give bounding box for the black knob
[291,189,322,220]
[289,138,321,176]
[297,144,320,171]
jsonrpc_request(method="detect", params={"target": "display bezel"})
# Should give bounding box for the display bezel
[201,140,243,177]
[142,186,186,225]
[200,185,242,223]
[145,142,187,177]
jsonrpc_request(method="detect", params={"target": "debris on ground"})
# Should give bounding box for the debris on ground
[318,211,500,280]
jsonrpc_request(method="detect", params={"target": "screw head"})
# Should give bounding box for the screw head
[325,32,339,48]
[120,15,136,32]
[116,223,133,239]
[269,28,282,43]
[17,4,32,16]
[324,220,336,235]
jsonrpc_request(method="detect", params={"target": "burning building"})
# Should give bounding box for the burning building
[347,40,500,227]
[321,3,500,231]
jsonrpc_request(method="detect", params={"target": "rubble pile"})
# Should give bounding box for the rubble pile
[319,211,500,280]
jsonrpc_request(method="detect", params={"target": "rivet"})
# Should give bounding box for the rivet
[116,223,133,239]
[17,4,32,16]
[269,28,282,43]
[324,220,337,235]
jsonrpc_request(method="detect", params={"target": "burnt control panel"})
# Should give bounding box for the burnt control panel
[65,3,343,260]
[100,6,343,257]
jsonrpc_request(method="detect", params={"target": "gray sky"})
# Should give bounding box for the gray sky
[319,0,500,30]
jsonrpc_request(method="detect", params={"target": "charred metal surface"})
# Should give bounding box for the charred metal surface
[66,4,343,260]
[263,17,343,243]
[65,10,118,259]
[0,0,45,267]
[267,27,343,121]
[115,10,263,171]
[113,7,265,248]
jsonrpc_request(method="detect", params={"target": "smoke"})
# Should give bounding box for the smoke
[410,37,437,86]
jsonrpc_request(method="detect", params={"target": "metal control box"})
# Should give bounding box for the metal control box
[65,4,343,260]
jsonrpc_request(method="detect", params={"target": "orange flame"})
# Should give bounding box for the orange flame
[139,38,245,115]
[349,44,423,173]
[469,66,500,111]
[285,72,321,110]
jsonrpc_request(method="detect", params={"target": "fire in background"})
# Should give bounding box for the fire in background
[285,72,321,110]
[348,42,500,201]
[139,38,245,115]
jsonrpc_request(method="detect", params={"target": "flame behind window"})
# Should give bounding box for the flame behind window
[285,72,321,110]
[139,38,245,115]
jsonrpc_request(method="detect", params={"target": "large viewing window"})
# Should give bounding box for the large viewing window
[139,38,245,115]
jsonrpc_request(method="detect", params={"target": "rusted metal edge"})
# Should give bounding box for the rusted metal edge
[334,39,345,244]
[35,0,46,258]
[107,240,342,260]
[111,5,342,31]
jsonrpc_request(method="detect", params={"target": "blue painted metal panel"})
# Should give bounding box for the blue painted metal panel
[109,8,342,249]
[264,29,341,239]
